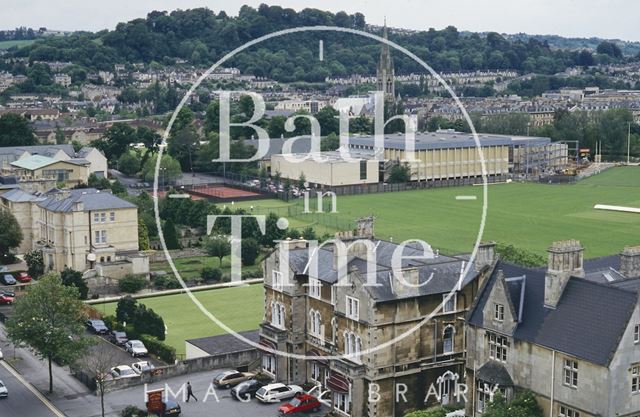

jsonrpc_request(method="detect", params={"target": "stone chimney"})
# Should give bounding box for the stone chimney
[475,241,496,272]
[620,246,640,279]
[354,216,375,239]
[392,267,420,298]
[544,240,584,309]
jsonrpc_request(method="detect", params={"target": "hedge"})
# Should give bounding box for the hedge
[139,334,176,364]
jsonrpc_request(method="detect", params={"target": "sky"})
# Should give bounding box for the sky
[1,0,639,42]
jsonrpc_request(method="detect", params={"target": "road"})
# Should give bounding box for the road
[0,360,65,417]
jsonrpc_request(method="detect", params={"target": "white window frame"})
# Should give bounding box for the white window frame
[563,359,578,388]
[632,365,640,394]
[488,332,508,362]
[272,270,283,291]
[262,354,276,376]
[443,325,455,354]
[334,391,351,415]
[494,303,505,321]
[109,211,115,222]
[271,301,285,329]
[309,278,321,299]
[443,292,456,313]
[559,405,580,417]
[346,296,359,321]
[635,324,640,344]
[331,286,337,305]
[93,212,99,223]
[310,362,321,382]
[100,212,106,223]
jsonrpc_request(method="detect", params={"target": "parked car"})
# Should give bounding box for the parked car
[230,379,266,400]
[1,290,15,297]
[278,393,322,414]
[125,340,148,357]
[255,383,303,403]
[131,361,155,374]
[0,293,14,304]
[109,365,138,380]
[0,380,7,398]
[109,330,128,346]
[213,370,255,388]
[86,319,109,334]
[0,348,3,360]
[1,274,16,285]
[15,272,32,283]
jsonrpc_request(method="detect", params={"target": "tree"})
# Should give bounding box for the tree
[241,238,260,266]
[162,219,181,250]
[110,180,127,196]
[201,266,222,282]
[0,113,36,147]
[25,250,44,278]
[140,154,182,184]
[116,296,137,324]
[138,218,150,250]
[482,390,543,417]
[204,236,231,267]
[0,208,23,264]
[60,267,89,300]
[95,123,137,160]
[297,173,306,189]
[54,126,66,144]
[388,163,411,183]
[78,341,117,417]
[117,152,141,176]
[6,274,90,393]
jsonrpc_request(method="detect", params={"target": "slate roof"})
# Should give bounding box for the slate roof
[37,188,137,212]
[288,239,477,303]
[0,144,74,164]
[186,330,259,355]
[1,188,46,203]
[469,261,638,366]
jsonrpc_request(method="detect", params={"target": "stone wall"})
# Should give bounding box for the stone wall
[145,249,207,263]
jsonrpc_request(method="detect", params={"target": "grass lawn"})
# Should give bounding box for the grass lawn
[0,39,36,49]
[94,284,264,357]
[150,254,264,280]
[235,166,640,259]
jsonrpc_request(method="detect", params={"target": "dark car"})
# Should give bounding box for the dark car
[230,379,266,401]
[1,290,15,298]
[0,274,16,285]
[109,330,128,346]
[86,319,109,334]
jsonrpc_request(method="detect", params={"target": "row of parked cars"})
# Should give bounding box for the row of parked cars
[0,272,32,286]
[86,319,150,357]
[213,370,324,414]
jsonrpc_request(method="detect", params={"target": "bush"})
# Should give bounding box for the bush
[102,315,119,331]
[201,266,222,282]
[139,334,176,364]
[120,405,148,417]
[240,238,260,266]
[152,274,181,289]
[118,275,147,293]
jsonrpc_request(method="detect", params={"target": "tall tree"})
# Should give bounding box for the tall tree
[0,208,23,264]
[204,236,231,267]
[6,274,90,393]
[162,219,181,250]
[60,267,89,300]
[0,114,36,147]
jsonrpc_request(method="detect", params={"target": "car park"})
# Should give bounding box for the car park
[278,393,322,414]
[0,293,14,304]
[125,340,148,357]
[0,380,7,398]
[1,274,16,285]
[109,330,128,346]
[131,361,155,374]
[255,383,303,403]
[213,370,256,388]
[110,365,138,380]
[86,319,109,334]
[15,272,32,283]
[230,379,266,400]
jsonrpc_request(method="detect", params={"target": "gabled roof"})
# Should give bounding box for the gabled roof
[469,261,637,367]
[37,188,137,212]
[10,154,59,170]
[477,361,514,387]
[287,239,478,303]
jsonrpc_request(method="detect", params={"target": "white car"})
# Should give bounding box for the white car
[255,383,303,403]
[124,340,148,357]
[0,348,3,360]
[131,361,155,374]
[109,365,138,380]
[0,380,7,398]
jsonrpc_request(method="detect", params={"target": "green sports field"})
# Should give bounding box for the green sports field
[95,284,263,357]
[237,166,640,259]
[0,39,36,49]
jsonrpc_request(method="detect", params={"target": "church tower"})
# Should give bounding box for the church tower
[376,20,395,104]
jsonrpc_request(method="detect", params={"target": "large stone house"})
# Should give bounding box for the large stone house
[466,240,640,417]
[259,218,495,417]
[0,187,147,276]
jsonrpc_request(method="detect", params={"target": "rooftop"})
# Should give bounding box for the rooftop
[37,188,137,212]
[10,154,59,170]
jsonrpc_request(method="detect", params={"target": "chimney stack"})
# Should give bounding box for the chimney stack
[475,241,496,272]
[620,246,640,279]
[392,267,420,298]
[544,240,584,309]
[354,216,375,239]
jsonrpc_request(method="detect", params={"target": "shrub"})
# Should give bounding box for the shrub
[140,334,176,364]
[201,266,222,282]
[120,405,148,417]
[132,304,166,341]
[240,238,260,266]
[118,275,147,293]
[102,315,119,331]
[152,274,180,289]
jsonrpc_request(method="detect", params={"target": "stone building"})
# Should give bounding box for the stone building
[376,22,395,104]
[466,240,640,416]
[259,218,494,417]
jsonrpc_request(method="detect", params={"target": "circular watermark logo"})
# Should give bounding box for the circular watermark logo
[153,25,488,362]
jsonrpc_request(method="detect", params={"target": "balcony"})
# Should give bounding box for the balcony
[259,322,288,343]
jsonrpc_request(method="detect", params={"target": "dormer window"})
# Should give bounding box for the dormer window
[494,303,505,322]
[309,278,321,299]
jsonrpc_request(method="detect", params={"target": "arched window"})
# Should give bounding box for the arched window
[443,325,455,354]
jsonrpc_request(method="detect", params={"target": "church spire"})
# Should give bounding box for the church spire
[377,19,395,103]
